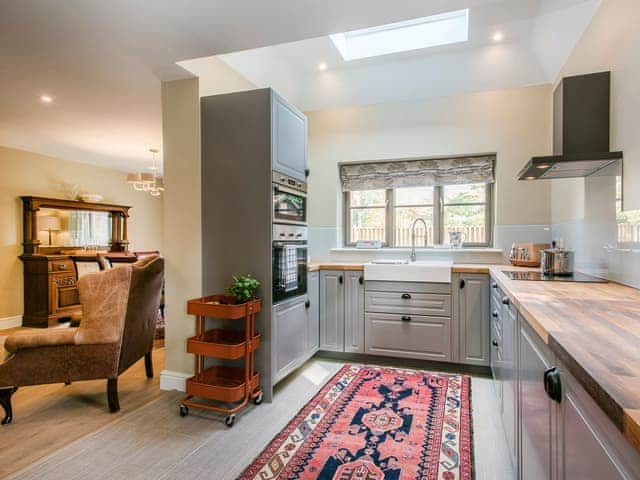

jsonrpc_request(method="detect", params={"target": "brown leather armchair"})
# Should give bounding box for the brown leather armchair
[0,255,164,424]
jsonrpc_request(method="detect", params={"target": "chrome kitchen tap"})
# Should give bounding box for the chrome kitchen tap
[410,218,428,262]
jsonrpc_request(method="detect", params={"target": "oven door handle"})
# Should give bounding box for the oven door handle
[274,184,307,198]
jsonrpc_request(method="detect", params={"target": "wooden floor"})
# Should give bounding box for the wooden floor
[0,334,165,479]
[7,356,515,480]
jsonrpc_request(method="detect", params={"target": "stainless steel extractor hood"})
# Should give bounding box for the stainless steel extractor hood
[519,71,622,180]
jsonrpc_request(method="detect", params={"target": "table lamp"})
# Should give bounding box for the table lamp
[39,216,61,246]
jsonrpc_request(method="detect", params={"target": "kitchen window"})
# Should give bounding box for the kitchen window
[341,155,495,248]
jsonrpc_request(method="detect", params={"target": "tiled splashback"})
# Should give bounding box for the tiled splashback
[552,172,640,289]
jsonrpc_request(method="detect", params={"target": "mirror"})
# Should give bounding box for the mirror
[38,208,112,248]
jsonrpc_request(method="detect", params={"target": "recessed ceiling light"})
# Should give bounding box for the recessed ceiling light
[330,9,469,61]
[318,62,328,72]
[492,31,504,42]
[40,94,53,104]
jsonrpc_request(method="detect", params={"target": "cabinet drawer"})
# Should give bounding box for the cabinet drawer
[365,291,451,317]
[49,260,74,273]
[490,278,503,303]
[365,313,450,361]
[366,281,450,295]
[491,295,503,336]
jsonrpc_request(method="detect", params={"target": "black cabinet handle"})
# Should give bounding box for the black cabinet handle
[492,311,499,318]
[305,300,310,309]
[401,316,411,322]
[359,276,363,285]
[544,367,562,403]
[492,283,498,289]
[502,297,510,305]
[460,279,465,289]
[401,293,411,299]
[305,168,310,177]
[339,275,343,284]
[492,339,499,347]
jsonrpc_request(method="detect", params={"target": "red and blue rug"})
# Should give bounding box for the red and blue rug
[239,365,473,480]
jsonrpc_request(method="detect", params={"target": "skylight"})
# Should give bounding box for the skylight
[330,9,469,61]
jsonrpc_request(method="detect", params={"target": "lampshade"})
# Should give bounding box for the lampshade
[39,215,61,231]
[127,173,142,184]
[140,172,155,184]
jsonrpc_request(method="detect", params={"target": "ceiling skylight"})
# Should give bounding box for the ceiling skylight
[330,9,469,61]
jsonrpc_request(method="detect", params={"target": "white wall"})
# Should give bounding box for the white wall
[551,0,640,287]
[306,84,553,261]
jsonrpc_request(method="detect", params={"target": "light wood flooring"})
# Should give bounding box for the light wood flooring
[0,331,165,479]
[7,357,515,480]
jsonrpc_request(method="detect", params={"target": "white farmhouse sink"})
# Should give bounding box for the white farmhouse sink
[364,261,453,283]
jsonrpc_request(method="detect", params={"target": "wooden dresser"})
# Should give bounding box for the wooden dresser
[20,196,135,327]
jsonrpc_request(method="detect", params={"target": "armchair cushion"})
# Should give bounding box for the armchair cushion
[75,265,132,345]
[4,328,78,354]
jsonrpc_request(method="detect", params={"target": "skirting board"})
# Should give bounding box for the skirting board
[0,315,22,330]
[159,370,191,392]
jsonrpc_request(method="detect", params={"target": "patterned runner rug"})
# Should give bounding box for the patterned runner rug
[239,364,473,480]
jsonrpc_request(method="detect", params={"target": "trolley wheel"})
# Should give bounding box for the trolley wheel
[253,392,264,405]
[225,414,236,427]
[179,405,189,417]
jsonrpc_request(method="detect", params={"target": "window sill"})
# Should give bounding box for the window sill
[331,247,503,254]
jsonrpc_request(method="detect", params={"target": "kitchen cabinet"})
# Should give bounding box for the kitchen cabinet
[319,270,345,351]
[519,317,555,480]
[365,280,452,361]
[271,91,308,181]
[453,273,490,366]
[306,271,320,354]
[273,297,308,383]
[502,298,518,467]
[344,271,365,353]
[319,270,364,353]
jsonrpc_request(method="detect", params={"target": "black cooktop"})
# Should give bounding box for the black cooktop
[503,270,608,283]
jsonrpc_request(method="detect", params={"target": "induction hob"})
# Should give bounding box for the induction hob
[503,270,608,283]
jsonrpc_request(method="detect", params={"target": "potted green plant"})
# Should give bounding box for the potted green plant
[225,274,261,304]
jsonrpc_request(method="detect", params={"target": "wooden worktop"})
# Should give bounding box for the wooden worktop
[308,263,494,273]
[489,265,640,453]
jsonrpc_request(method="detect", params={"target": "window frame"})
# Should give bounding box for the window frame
[344,183,494,248]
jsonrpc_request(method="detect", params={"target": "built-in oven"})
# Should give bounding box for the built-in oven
[272,224,308,303]
[273,171,307,225]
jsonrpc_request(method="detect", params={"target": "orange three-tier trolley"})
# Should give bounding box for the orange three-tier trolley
[179,295,263,427]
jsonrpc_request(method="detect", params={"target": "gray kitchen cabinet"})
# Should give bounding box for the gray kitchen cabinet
[502,298,518,468]
[558,365,640,480]
[519,318,555,480]
[306,271,320,354]
[271,91,308,181]
[453,273,490,366]
[319,270,345,351]
[344,271,364,353]
[273,297,308,383]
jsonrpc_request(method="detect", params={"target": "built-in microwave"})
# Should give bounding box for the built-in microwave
[273,171,307,225]
[272,224,308,304]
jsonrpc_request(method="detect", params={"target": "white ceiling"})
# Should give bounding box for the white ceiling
[1,0,600,171]
[199,0,601,112]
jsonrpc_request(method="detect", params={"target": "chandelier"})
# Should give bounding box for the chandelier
[127,148,164,197]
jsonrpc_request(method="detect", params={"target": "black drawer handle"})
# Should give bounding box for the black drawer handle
[492,339,499,347]
[459,279,465,289]
[401,316,411,322]
[359,276,363,285]
[544,367,562,403]
[492,283,498,289]
[492,311,498,318]
[401,293,411,300]
[339,275,343,284]
[305,300,310,309]
[502,297,510,305]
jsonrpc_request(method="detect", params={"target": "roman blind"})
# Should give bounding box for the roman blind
[339,154,495,192]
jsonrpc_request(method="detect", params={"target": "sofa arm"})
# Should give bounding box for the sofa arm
[4,328,79,354]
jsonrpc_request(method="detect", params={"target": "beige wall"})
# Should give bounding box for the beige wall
[161,78,202,376]
[552,0,640,222]
[0,145,163,319]
[307,84,553,237]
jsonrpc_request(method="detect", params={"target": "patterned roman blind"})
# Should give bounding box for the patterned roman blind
[339,154,495,192]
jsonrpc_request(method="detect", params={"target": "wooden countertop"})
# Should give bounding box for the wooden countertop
[308,263,496,273]
[489,265,640,453]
